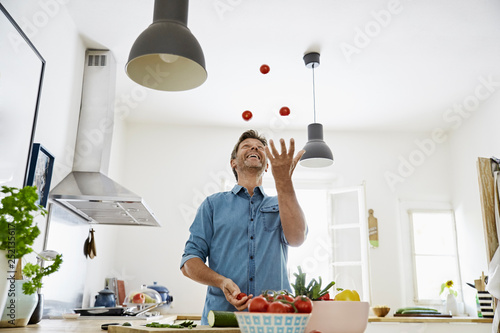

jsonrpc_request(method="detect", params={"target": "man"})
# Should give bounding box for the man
[180,130,306,324]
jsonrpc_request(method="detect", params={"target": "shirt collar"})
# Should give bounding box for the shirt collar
[231,184,266,198]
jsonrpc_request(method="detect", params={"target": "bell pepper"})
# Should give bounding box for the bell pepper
[333,289,360,301]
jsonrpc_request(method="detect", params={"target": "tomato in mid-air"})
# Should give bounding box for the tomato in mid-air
[279,107,290,116]
[248,295,269,312]
[260,64,270,74]
[236,292,247,300]
[293,296,313,313]
[242,110,253,121]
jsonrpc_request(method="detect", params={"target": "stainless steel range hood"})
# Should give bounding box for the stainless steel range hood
[50,50,160,227]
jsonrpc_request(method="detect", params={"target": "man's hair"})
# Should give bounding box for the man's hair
[230,130,267,181]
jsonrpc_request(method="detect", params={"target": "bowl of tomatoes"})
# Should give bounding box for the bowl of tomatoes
[235,291,312,333]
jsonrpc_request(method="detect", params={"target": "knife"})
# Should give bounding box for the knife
[123,301,167,316]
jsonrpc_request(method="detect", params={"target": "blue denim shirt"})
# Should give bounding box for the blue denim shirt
[180,185,291,324]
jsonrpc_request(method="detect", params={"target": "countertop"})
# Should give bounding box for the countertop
[0,314,492,332]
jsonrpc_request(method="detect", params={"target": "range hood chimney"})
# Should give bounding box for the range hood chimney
[50,50,160,227]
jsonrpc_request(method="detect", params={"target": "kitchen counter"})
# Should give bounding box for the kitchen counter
[0,314,492,333]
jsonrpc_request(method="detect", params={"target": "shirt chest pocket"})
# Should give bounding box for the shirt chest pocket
[260,204,280,231]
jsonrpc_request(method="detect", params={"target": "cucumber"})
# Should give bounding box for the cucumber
[395,307,438,314]
[401,310,439,314]
[207,311,239,327]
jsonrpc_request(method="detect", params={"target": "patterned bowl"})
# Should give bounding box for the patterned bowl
[235,312,311,333]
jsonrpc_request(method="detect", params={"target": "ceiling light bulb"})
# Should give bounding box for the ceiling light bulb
[159,54,179,63]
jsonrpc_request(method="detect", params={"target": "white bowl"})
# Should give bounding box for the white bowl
[305,301,369,333]
[235,312,311,333]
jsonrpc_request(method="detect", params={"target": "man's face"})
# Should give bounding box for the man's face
[231,138,268,176]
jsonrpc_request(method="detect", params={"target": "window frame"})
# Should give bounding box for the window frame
[399,201,463,306]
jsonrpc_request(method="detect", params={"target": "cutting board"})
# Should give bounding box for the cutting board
[109,325,240,333]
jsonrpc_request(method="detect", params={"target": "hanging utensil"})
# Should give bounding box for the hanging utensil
[89,228,97,259]
[84,232,90,257]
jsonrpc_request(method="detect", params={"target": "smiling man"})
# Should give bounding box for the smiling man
[180,130,307,324]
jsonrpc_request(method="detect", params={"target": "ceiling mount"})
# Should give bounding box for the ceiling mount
[303,52,320,69]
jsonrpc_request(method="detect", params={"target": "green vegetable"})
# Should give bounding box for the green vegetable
[400,310,439,314]
[395,307,438,314]
[207,311,239,327]
[145,321,197,329]
[122,322,131,326]
[291,266,335,300]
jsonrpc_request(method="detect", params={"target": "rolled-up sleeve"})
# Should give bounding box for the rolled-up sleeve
[180,198,214,269]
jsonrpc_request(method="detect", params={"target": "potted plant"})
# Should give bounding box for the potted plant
[0,186,62,327]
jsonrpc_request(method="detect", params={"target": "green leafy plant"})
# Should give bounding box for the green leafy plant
[0,186,44,258]
[0,185,63,295]
[440,280,458,297]
[22,253,63,295]
[291,266,335,300]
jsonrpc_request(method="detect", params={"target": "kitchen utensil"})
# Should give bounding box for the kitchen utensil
[95,286,117,307]
[74,306,125,316]
[123,301,167,316]
[147,282,173,304]
[123,284,162,307]
[84,228,97,258]
[89,228,96,259]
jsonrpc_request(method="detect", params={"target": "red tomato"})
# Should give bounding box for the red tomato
[260,64,270,74]
[294,296,313,313]
[236,292,247,300]
[267,301,292,313]
[279,107,290,116]
[275,294,294,303]
[248,295,269,312]
[309,331,322,333]
[318,293,330,300]
[242,110,253,121]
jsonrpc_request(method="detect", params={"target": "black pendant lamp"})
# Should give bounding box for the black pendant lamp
[126,0,207,91]
[299,52,334,168]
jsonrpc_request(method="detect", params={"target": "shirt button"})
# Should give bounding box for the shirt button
[250,278,253,281]
[250,256,254,260]
[251,218,253,221]
[250,236,254,240]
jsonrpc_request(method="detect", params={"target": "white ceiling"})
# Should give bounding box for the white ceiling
[66,0,500,132]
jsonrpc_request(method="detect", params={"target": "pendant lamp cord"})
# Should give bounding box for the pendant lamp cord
[312,64,317,123]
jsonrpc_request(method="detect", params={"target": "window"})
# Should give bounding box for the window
[327,186,370,301]
[408,209,462,304]
[265,182,370,302]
